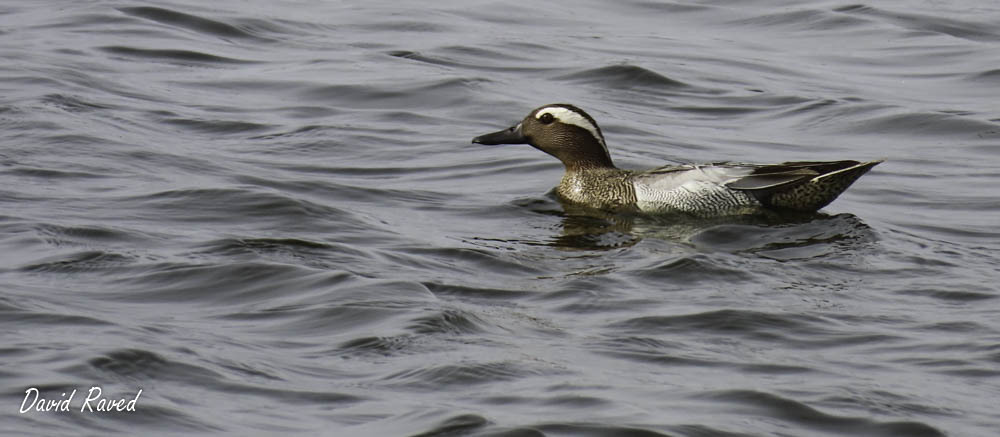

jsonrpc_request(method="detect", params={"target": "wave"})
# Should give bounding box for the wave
[117,6,270,41]
[98,45,258,64]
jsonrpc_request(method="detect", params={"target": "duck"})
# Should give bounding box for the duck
[472,103,882,216]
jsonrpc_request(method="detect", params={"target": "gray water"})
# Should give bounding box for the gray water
[2,1,999,436]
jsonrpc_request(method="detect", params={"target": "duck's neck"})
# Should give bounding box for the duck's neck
[561,155,616,173]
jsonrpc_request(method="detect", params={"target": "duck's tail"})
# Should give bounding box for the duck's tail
[728,160,883,212]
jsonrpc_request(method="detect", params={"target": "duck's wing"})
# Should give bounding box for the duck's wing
[634,163,755,190]
[726,160,883,211]
[723,162,837,192]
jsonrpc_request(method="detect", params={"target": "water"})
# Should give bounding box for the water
[2,0,999,435]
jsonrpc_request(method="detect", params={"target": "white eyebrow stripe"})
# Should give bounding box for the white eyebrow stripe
[535,106,608,155]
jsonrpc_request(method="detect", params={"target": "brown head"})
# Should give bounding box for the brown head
[472,104,616,170]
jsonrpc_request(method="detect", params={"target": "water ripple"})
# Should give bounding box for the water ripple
[697,390,945,437]
[834,4,1000,42]
[117,6,269,41]
[98,46,258,65]
[556,64,690,90]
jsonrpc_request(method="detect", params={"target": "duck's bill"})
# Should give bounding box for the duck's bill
[472,123,526,145]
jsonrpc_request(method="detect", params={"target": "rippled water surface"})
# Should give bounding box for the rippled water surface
[3,1,999,436]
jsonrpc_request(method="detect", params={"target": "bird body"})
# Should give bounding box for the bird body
[473,104,881,216]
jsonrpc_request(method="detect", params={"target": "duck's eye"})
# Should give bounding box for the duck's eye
[538,113,555,124]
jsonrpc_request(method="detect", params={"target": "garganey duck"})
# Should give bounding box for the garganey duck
[472,103,881,215]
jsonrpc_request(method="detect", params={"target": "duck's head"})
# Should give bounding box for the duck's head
[472,104,615,170]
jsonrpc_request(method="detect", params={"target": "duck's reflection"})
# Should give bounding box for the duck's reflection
[531,195,876,256]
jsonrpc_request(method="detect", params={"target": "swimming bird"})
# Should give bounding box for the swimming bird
[472,104,882,216]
